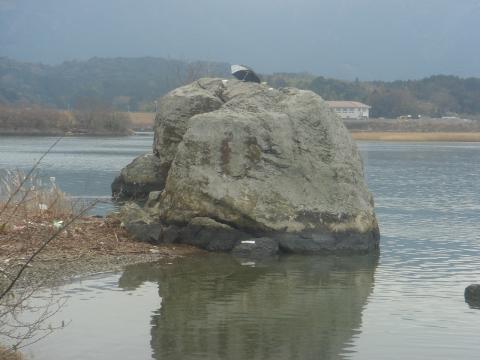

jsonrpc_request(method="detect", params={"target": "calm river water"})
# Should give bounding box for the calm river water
[1,136,480,360]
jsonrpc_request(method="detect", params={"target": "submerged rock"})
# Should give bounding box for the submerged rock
[231,237,279,258]
[465,284,480,309]
[114,78,380,254]
[179,217,249,252]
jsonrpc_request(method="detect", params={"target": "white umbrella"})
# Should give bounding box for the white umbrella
[231,64,261,83]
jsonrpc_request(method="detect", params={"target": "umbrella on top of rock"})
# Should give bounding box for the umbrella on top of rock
[231,64,261,83]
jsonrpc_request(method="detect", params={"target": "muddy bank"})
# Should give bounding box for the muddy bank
[17,248,202,289]
[0,213,202,288]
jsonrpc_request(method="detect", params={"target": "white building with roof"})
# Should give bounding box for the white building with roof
[326,101,371,119]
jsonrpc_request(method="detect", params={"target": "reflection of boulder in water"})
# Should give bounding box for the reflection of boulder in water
[119,255,378,360]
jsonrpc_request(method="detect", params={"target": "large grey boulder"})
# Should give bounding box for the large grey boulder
[112,153,166,200]
[116,78,380,253]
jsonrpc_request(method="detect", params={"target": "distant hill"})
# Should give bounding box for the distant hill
[265,73,480,118]
[310,75,480,118]
[0,57,230,111]
[1,57,480,118]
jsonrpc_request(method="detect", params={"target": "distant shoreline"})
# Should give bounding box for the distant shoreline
[0,129,133,137]
[2,129,480,142]
[351,132,480,142]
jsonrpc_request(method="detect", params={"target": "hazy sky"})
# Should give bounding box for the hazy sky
[0,0,479,80]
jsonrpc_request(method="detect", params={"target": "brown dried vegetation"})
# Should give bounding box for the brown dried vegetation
[0,104,131,135]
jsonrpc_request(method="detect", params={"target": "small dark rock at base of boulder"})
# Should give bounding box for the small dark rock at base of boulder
[124,222,181,245]
[161,225,182,244]
[278,229,380,254]
[465,284,480,309]
[125,223,164,244]
[179,217,250,252]
[111,153,166,200]
[231,237,279,258]
[118,202,164,244]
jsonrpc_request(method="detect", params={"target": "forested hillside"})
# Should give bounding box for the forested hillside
[1,57,479,118]
[266,73,480,118]
[0,57,230,111]
[308,75,480,118]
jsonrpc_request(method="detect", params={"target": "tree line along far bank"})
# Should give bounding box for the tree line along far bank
[1,57,479,120]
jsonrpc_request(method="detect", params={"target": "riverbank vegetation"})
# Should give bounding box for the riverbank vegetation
[345,117,480,132]
[344,117,480,141]
[0,346,23,360]
[0,104,131,135]
[351,132,480,142]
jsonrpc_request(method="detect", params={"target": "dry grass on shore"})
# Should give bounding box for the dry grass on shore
[126,112,155,129]
[0,105,131,136]
[351,132,480,142]
[0,209,192,262]
[0,170,197,263]
[0,346,23,360]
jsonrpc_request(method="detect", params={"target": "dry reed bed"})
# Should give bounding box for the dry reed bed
[0,346,23,360]
[0,170,197,263]
[127,111,155,129]
[351,132,480,142]
[0,209,192,262]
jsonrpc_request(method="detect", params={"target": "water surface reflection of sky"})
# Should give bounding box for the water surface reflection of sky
[1,138,480,359]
